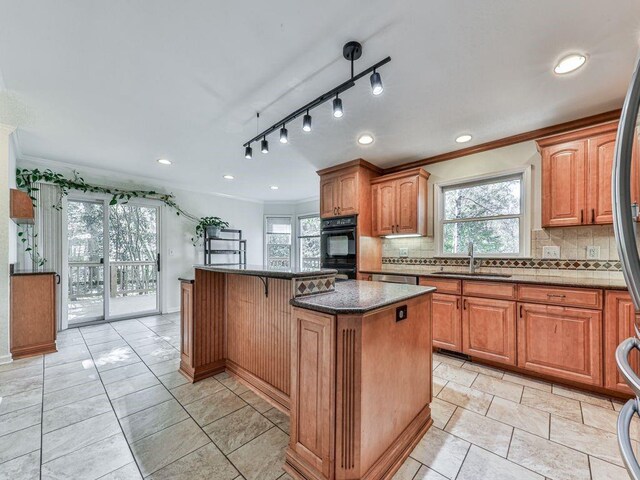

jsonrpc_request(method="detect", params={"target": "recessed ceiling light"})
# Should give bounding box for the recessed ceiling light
[223,175,234,180]
[270,185,279,190]
[157,158,171,165]
[358,134,374,145]
[455,134,472,143]
[554,54,587,75]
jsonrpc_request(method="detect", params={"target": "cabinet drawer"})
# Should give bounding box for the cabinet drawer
[420,277,461,295]
[463,281,516,300]
[517,284,602,309]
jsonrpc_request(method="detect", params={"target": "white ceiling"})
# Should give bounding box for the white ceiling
[1,1,639,201]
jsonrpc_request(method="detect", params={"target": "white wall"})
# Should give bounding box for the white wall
[17,157,264,315]
[8,135,16,265]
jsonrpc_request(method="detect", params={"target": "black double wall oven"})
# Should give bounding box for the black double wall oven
[320,215,357,280]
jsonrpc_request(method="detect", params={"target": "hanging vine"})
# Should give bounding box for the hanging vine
[15,167,229,265]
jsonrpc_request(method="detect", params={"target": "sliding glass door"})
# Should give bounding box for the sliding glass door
[66,198,161,325]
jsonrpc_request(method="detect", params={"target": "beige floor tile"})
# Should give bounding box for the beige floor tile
[0,364,44,382]
[471,373,523,402]
[185,388,247,427]
[130,419,210,476]
[457,445,543,479]
[240,389,273,413]
[264,407,290,434]
[0,404,41,437]
[147,443,238,480]
[589,456,632,480]
[41,433,133,480]
[147,358,180,376]
[0,374,43,397]
[171,377,226,406]
[0,387,42,416]
[444,408,512,457]
[430,398,457,429]
[43,394,112,434]
[204,405,273,454]
[43,379,105,411]
[99,461,142,480]
[42,411,121,463]
[120,399,189,443]
[508,429,590,480]
[111,384,173,418]
[0,355,43,374]
[227,427,289,480]
[582,402,640,441]
[502,372,552,392]
[43,367,99,393]
[461,361,504,379]
[44,359,94,379]
[0,450,40,480]
[432,375,447,396]
[93,347,141,372]
[433,352,465,367]
[99,362,149,385]
[437,381,493,415]
[487,396,549,438]
[413,465,448,479]
[550,415,626,467]
[0,424,41,464]
[216,373,250,395]
[105,372,160,400]
[392,456,421,479]
[433,363,477,387]
[520,387,582,422]
[410,426,469,478]
[551,385,613,409]
[158,370,189,389]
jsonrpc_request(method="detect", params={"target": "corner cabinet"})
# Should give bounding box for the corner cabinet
[538,121,640,227]
[604,291,639,394]
[371,167,429,237]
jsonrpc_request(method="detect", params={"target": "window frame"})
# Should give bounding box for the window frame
[434,166,532,258]
[296,213,321,270]
[263,215,293,268]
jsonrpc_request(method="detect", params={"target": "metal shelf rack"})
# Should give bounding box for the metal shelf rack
[204,228,247,266]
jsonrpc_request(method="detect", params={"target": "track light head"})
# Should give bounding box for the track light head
[244,145,252,159]
[333,95,343,118]
[370,70,384,95]
[302,112,312,132]
[261,137,269,154]
[279,126,288,144]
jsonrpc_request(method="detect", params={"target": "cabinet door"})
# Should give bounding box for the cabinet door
[396,176,419,234]
[587,132,616,224]
[372,180,396,236]
[337,172,358,216]
[320,176,338,218]
[517,303,602,385]
[541,140,586,227]
[180,281,194,368]
[432,293,462,352]
[462,297,516,365]
[604,291,639,394]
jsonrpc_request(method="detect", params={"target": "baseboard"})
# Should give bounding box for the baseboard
[0,354,13,365]
[164,306,180,314]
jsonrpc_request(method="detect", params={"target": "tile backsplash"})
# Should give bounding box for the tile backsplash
[381,225,637,279]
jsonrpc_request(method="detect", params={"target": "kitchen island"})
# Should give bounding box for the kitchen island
[180,266,435,480]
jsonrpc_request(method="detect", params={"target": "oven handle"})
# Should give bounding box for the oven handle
[322,229,356,235]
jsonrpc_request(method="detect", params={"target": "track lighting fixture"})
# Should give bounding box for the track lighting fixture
[332,94,343,118]
[302,111,312,132]
[370,69,383,95]
[244,145,252,159]
[242,41,390,156]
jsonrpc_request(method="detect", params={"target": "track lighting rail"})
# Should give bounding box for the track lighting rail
[242,51,390,149]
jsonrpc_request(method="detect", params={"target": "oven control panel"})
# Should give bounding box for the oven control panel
[321,215,357,229]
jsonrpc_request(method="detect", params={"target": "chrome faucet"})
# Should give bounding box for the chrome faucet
[468,241,481,274]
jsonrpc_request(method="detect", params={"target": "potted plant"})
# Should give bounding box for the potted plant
[195,216,230,241]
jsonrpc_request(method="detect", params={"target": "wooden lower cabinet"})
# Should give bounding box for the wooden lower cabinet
[517,303,602,386]
[462,297,516,365]
[604,291,639,394]
[432,293,462,351]
[179,279,194,375]
[10,273,57,359]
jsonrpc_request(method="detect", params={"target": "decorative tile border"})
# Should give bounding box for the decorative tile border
[382,257,622,271]
[294,275,336,297]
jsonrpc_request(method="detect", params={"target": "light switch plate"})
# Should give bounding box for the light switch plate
[542,246,560,259]
[399,248,409,257]
[586,245,600,260]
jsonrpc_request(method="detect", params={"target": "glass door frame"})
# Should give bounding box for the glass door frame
[61,192,162,328]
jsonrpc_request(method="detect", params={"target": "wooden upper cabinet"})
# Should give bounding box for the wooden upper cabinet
[371,168,429,237]
[10,189,35,224]
[541,140,586,227]
[604,291,639,394]
[320,176,339,218]
[538,121,640,227]
[337,172,358,216]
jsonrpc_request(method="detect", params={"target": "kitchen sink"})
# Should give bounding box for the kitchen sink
[431,271,512,278]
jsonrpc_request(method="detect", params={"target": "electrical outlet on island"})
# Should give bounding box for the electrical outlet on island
[399,248,409,257]
[542,246,560,259]
[586,246,600,260]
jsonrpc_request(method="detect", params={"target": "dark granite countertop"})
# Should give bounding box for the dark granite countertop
[360,268,628,291]
[194,264,337,279]
[179,277,194,283]
[11,270,57,276]
[290,280,435,315]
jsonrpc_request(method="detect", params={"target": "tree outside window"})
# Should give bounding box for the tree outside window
[298,215,320,270]
[265,216,292,268]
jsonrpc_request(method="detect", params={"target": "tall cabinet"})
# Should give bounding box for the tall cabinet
[537,121,640,227]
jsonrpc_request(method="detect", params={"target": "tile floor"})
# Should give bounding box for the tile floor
[0,314,633,479]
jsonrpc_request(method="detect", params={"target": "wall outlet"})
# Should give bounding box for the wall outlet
[542,246,560,259]
[586,245,600,260]
[399,247,409,257]
[168,248,175,256]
